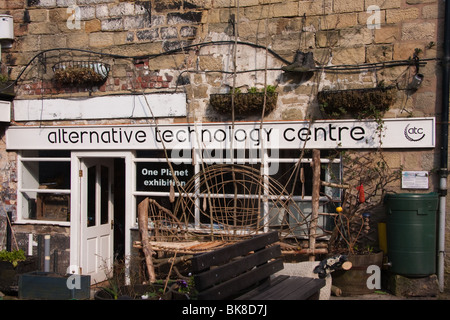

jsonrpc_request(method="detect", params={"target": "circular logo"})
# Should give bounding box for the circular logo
[404,124,425,142]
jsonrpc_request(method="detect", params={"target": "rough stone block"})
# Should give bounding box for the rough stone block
[136,29,159,41]
[123,15,152,30]
[84,19,101,33]
[332,45,366,65]
[334,0,364,13]
[387,274,439,297]
[366,45,393,63]
[365,0,401,9]
[28,22,59,35]
[386,8,419,24]
[272,2,299,18]
[401,22,436,41]
[374,26,400,44]
[28,9,48,22]
[66,32,89,47]
[36,0,56,7]
[316,30,339,48]
[393,42,425,60]
[321,13,358,30]
[101,18,123,31]
[340,27,373,46]
[180,26,198,38]
[89,32,114,48]
[299,1,331,16]
[167,12,203,24]
[79,5,96,21]
[109,2,135,17]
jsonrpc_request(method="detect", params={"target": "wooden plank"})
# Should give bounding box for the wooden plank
[194,245,282,291]
[246,276,325,300]
[235,275,290,300]
[191,231,279,272]
[197,258,284,300]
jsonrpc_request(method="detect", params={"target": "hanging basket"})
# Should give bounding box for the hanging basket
[318,86,396,119]
[210,92,278,116]
[52,61,110,87]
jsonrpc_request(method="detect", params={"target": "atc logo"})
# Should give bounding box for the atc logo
[404,124,426,142]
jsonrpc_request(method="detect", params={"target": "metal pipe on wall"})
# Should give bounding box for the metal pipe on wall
[438,0,450,293]
[44,235,50,272]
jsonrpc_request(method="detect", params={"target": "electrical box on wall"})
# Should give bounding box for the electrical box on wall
[0,14,14,48]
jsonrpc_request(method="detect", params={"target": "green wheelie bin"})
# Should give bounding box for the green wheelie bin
[384,192,438,277]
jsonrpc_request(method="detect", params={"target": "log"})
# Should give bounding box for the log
[342,261,353,271]
[321,181,350,189]
[331,285,342,297]
[309,149,321,262]
[138,198,157,283]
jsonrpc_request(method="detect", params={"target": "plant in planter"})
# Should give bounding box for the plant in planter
[0,249,26,267]
[210,85,278,116]
[52,61,110,87]
[0,249,38,296]
[0,73,15,100]
[94,281,172,300]
[318,85,396,120]
[327,150,402,295]
[169,277,197,300]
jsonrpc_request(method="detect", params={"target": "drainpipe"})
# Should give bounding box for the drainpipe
[438,0,450,293]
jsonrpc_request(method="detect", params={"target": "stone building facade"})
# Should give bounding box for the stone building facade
[0,0,448,293]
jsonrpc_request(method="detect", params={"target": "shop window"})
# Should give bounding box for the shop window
[18,151,71,223]
[134,148,341,238]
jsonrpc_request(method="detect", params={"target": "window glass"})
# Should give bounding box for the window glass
[20,191,70,221]
[134,148,341,237]
[19,151,71,223]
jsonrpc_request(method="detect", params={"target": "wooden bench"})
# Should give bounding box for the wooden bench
[190,231,326,300]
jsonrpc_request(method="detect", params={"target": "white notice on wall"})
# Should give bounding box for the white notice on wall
[401,171,429,189]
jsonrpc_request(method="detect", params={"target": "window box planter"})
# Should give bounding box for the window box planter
[52,61,110,87]
[210,92,278,116]
[18,271,91,300]
[0,79,15,101]
[318,86,396,119]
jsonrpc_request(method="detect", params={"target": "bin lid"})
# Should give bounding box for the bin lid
[384,192,438,200]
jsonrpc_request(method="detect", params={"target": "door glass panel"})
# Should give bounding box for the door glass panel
[100,165,109,225]
[87,165,96,227]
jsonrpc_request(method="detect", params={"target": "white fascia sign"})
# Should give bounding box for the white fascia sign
[5,117,435,151]
[13,93,186,121]
[0,100,11,122]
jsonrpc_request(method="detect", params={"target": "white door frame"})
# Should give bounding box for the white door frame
[69,151,133,282]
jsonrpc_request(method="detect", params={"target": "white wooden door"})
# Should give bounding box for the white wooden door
[80,158,114,284]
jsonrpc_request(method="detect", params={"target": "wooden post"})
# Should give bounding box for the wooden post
[309,149,321,261]
[138,198,157,283]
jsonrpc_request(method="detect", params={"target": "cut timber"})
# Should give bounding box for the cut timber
[133,240,230,254]
[309,149,321,262]
[138,198,156,283]
[331,285,342,296]
[321,181,350,189]
[342,261,353,270]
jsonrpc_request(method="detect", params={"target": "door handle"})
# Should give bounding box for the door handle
[111,220,114,230]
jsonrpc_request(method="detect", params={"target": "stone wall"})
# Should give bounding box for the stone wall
[0,0,448,290]
[1,0,440,121]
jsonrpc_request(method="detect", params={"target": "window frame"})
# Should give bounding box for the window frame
[16,152,71,226]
